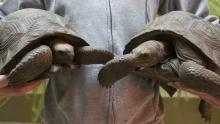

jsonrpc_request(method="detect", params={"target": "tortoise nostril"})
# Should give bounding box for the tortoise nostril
[57,50,66,55]
[135,67,141,71]
[140,51,150,58]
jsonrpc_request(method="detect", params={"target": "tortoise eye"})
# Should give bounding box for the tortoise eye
[138,51,151,59]
[57,50,66,55]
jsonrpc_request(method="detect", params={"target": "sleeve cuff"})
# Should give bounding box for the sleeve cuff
[204,15,220,27]
[0,11,5,16]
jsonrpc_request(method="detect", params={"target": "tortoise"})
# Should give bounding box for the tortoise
[98,11,220,121]
[0,8,114,87]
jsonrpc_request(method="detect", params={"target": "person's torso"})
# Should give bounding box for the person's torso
[42,0,164,124]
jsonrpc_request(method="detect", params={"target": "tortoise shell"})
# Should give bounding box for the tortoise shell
[0,8,88,74]
[124,11,220,69]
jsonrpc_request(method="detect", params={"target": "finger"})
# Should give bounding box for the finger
[0,80,43,97]
[0,96,6,102]
[75,46,114,64]
[172,82,209,97]
[0,75,9,88]
[15,80,44,95]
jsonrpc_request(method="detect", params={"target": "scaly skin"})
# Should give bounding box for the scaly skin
[8,45,53,87]
[50,38,114,74]
[98,40,169,88]
[75,46,114,64]
[138,59,216,122]
[99,39,217,122]
[146,41,217,122]
[51,38,114,65]
[174,40,219,122]
[8,39,114,86]
[178,61,220,122]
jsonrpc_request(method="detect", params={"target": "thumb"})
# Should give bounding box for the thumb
[0,75,9,88]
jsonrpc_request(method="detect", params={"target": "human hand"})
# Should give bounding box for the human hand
[0,75,44,101]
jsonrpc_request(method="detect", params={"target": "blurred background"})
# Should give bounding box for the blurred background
[0,0,220,124]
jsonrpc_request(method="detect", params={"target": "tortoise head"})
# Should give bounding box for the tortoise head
[50,38,75,65]
[98,40,169,88]
[131,40,167,67]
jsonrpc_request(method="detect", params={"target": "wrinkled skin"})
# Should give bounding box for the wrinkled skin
[8,38,114,87]
[0,8,115,87]
[98,39,217,122]
[98,40,169,88]
[131,40,169,67]
[50,39,75,66]
[48,38,76,73]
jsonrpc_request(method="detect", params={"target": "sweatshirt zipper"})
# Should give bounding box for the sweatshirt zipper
[108,0,114,53]
[106,0,115,124]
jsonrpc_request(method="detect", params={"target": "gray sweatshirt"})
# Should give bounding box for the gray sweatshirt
[0,0,219,124]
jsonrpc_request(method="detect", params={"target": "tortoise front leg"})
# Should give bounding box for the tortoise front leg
[76,46,114,65]
[178,61,220,96]
[98,54,137,88]
[178,61,220,122]
[137,60,218,122]
[8,45,52,87]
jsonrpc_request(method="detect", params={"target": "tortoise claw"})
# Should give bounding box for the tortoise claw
[201,115,211,122]
[199,100,213,122]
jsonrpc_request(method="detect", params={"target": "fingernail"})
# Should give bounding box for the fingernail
[0,75,9,85]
